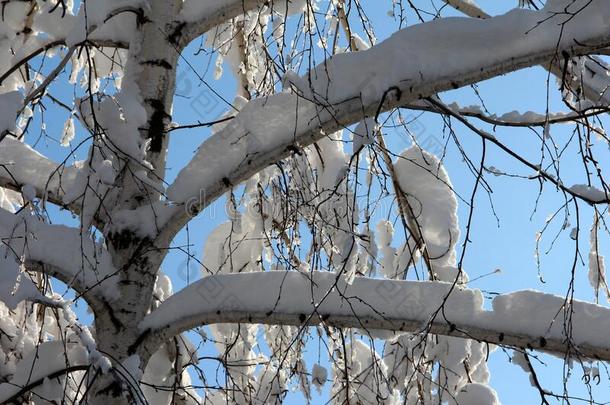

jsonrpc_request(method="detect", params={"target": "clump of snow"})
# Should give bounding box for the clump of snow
[455,383,500,405]
[0,209,119,300]
[395,146,460,279]
[121,354,143,381]
[0,247,45,309]
[0,340,88,403]
[20,184,36,202]
[311,363,327,393]
[0,91,22,134]
[60,116,75,146]
[352,117,378,154]
[569,184,608,203]
[0,136,79,202]
[376,220,398,278]
[588,214,608,300]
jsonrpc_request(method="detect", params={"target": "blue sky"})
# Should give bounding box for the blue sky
[33,1,610,403]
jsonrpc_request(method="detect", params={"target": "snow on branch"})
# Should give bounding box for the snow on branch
[0,136,78,209]
[140,271,610,362]
[443,0,610,106]
[0,341,89,403]
[172,0,270,47]
[158,0,610,245]
[0,207,119,302]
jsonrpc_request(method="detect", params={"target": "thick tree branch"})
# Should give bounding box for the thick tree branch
[154,0,610,253]
[139,271,610,362]
[0,136,78,210]
[442,0,610,105]
[0,206,119,305]
[171,0,267,48]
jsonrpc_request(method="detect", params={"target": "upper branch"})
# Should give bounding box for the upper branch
[139,271,610,362]
[442,0,610,106]
[155,0,610,250]
[170,0,267,48]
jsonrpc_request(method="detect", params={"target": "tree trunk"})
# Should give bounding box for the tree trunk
[88,0,181,402]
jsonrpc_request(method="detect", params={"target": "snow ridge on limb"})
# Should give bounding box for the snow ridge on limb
[442,0,610,107]
[0,207,119,303]
[171,0,272,48]
[158,0,610,246]
[139,271,610,362]
[0,136,78,209]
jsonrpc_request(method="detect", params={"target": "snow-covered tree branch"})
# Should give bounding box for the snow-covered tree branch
[0,137,79,209]
[157,0,610,247]
[2,0,610,403]
[140,271,610,362]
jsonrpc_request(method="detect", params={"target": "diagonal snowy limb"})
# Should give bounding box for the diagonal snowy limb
[0,137,78,210]
[0,207,119,304]
[139,271,610,362]
[157,0,610,247]
[442,0,610,105]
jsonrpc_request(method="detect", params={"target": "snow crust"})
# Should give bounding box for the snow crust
[455,382,500,405]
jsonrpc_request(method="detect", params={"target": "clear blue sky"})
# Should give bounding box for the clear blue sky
[36,1,610,403]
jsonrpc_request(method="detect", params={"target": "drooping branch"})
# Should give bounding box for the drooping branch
[424,97,610,205]
[0,136,79,210]
[139,271,610,362]
[404,98,610,128]
[154,0,610,252]
[0,206,119,306]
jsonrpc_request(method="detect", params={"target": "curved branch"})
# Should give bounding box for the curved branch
[0,341,90,403]
[139,271,610,362]
[0,365,89,404]
[443,0,610,106]
[0,206,119,306]
[171,0,265,48]
[404,99,610,128]
[0,136,79,210]
[155,1,610,251]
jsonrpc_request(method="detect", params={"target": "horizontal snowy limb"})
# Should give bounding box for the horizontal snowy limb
[140,271,610,362]
[156,0,610,247]
[0,207,119,303]
[0,137,78,210]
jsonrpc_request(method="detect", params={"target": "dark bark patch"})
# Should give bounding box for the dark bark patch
[128,329,151,355]
[145,98,171,153]
[168,22,186,45]
[109,229,141,251]
[141,59,173,70]
[539,337,547,348]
